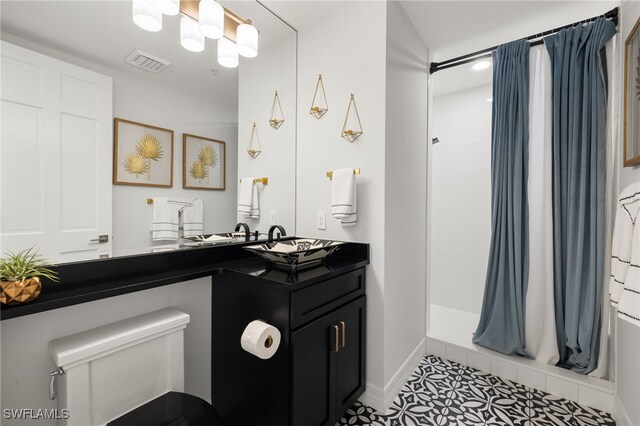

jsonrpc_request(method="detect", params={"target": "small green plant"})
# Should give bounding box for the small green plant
[0,247,59,282]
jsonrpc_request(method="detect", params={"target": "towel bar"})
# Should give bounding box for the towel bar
[239,177,269,185]
[326,168,361,180]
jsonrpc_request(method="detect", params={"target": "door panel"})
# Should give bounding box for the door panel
[291,312,336,426]
[335,296,367,416]
[60,113,98,231]
[0,42,112,261]
[1,101,43,236]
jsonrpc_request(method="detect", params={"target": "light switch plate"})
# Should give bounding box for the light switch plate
[269,210,277,226]
[317,211,326,230]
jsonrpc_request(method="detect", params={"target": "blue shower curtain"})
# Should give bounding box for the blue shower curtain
[544,18,616,374]
[473,40,531,357]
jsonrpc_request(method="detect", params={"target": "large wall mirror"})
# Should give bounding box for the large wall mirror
[0,0,296,263]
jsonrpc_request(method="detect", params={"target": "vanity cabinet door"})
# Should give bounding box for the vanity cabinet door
[334,296,367,417]
[291,312,337,426]
[291,295,367,426]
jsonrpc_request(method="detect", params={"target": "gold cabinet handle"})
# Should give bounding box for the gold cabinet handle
[339,321,346,348]
[331,325,340,352]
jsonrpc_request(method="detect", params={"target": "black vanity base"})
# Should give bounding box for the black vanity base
[212,267,367,426]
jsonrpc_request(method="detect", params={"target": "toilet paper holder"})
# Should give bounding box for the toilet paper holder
[257,318,274,349]
[241,319,281,360]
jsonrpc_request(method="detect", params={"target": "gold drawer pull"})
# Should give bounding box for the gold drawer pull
[339,321,346,348]
[331,325,340,352]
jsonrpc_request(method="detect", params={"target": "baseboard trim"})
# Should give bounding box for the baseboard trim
[359,382,384,413]
[383,337,427,414]
[615,396,633,426]
[359,338,427,415]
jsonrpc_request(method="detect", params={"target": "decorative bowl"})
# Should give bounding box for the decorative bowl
[243,238,345,271]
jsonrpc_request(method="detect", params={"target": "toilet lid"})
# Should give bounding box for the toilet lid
[107,391,224,426]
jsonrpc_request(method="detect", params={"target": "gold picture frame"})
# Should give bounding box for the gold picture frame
[182,133,226,191]
[113,118,174,187]
[624,16,640,167]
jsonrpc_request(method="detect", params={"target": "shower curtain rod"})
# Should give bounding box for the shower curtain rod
[429,7,619,74]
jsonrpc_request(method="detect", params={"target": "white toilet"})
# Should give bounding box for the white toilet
[48,308,221,426]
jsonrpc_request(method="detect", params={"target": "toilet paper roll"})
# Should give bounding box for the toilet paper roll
[240,320,281,360]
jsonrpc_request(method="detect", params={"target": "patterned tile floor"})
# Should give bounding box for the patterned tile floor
[337,355,615,426]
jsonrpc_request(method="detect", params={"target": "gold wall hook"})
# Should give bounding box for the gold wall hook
[309,74,328,119]
[341,94,363,143]
[326,168,361,180]
[147,198,154,204]
[247,122,261,158]
[269,91,285,129]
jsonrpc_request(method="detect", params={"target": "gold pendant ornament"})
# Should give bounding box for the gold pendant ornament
[341,94,363,142]
[269,91,285,129]
[309,74,328,119]
[247,122,262,158]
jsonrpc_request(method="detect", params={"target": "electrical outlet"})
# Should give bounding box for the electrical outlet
[269,210,277,225]
[317,211,326,230]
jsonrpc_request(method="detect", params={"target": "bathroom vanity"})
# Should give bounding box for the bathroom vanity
[212,257,367,426]
[0,238,369,426]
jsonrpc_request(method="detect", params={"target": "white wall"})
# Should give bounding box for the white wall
[1,34,239,253]
[615,1,640,424]
[294,0,388,401]
[431,85,492,314]
[0,278,212,426]
[383,1,428,386]
[238,37,297,235]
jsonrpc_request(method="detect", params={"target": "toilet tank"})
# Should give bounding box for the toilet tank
[48,308,190,426]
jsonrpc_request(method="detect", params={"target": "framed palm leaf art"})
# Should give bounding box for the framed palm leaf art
[624,16,640,167]
[113,118,174,187]
[183,134,226,190]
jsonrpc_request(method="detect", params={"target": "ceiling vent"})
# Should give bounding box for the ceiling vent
[124,49,171,74]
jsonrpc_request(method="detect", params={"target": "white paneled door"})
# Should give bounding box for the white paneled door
[1,42,113,262]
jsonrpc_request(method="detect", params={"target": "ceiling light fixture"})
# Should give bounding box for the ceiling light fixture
[131,0,258,68]
[198,0,224,39]
[218,37,239,68]
[236,21,258,58]
[132,0,162,32]
[472,60,491,71]
[180,16,205,52]
[150,0,179,16]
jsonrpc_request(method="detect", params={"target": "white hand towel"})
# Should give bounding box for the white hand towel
[238,178,254,217]
[151,197,180,241]
[610,182,640,305]
[618,225,640,326]
[331,168,357,226]
[182,198,204,237]
[611,181,640,326]
[248,182,260,219]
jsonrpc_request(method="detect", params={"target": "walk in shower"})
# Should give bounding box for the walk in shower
[429,64,492,348]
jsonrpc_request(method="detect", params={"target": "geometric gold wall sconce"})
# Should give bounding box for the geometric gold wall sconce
[341,94,363,143]
[269,90,284,129]
[247,122,261,158]
[309,74,328,119]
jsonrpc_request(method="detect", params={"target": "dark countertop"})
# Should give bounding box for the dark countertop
[0,239,369,321]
